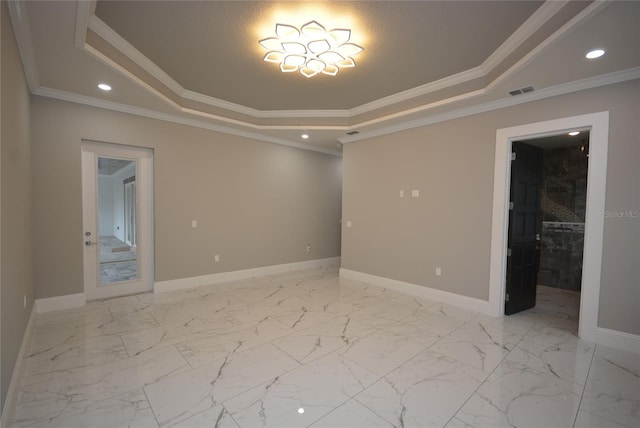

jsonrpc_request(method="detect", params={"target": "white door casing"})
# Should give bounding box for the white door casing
[489,111,609,343]
[82,141,154,300]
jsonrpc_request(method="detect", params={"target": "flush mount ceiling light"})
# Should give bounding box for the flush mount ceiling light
[98,83,112,91]
[259,20,363,78]
[301,133,309,139]
[585,49,605,59]
[569,131,580,136]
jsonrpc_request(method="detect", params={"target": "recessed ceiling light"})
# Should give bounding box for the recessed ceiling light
[98,83,112,91]
[301,133,309,139]
[569,131,580,136]
[585,49,605,59]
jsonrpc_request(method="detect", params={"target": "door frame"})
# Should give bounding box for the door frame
[488,112,609,343]
[81,141,154,300]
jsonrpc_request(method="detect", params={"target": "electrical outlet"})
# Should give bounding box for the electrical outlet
[435,267,442,276]
[306,245,311,252]
[346,220,352,228]
[214,254,220,263]
[399,190,404,198]
[191,220,197,228]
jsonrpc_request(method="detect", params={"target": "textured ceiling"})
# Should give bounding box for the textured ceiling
[9,1,640,154]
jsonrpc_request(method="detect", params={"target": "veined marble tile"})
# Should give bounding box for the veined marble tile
[272,316,374,364]
[471,313,536,335]
[399,309,465,338]
[12,347,189,426]
[23,388,158,428]
[137,289,202,305]
[579,345,640,428]
[34,304,111,331]
[232,283,293,304]
[224,352,379,428]
[149,295,245,325]
[506,326,595,385]
[176,317,293,367]
[120,311,242,356]
[425,302,477,322]
[455,358,583,428]
[270,306,342,331]
[170,405,239,428]
[355,350,487,428]
[574,409,631,428]
[429,321,522,373]
[348,300,420,329]
[309,398,394,428]
[144,343,300,427]
[340,322,439,376]
[22,335,128,386]
[444,417,476,428]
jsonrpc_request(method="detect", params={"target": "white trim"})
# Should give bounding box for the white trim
[489,112,609,345]
[154,257,341,293]
[33,86,343,157]
[88,15,184,96]
[35,293,86,313]
[339,268,493,316]
[6,0,39,92]
[73,0,91,49]
[340,67,640,144]
[480,1,568,73]
[0,306,36,428]
[595,328,640,354]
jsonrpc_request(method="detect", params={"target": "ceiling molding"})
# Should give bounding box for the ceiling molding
[479,0,568,74]
[33,86,343,157]
[485,0,612,93]
[81,0,577,122]
[339,67,640,144]
[73,0,91,49]
[6,0,39,92]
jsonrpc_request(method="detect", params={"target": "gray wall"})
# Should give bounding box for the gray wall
[1,2,35,409]
[342,80,640,336]
[31,97,342,298]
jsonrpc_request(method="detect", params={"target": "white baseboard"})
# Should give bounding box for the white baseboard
[154,257,341,293]
[35,293,86,313]
[339,268,493,316]
[1,306,36,428]
[596,327,640,354]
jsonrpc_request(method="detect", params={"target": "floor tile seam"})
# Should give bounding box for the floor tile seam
[572,343,599,428]
[141,385,162,428]
[172,344,196,370]
[445,320,540,426]
[351,393,401,428]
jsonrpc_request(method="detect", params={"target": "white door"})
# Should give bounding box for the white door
[82,141,154,300]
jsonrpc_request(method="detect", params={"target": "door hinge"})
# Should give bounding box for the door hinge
[509,202,514,210]
[511,152,517,161]
[507,248,512,257]
[505,293,510,302]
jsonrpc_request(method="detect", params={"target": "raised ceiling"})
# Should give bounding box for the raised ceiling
[8,1,640,155]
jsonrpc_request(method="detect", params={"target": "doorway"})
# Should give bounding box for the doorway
[82,141,154,300]
[505,133,589,331]
[489,112,609,343]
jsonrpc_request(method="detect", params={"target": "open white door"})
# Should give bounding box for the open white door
[81,141,154,300]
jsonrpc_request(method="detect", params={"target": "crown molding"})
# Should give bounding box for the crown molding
[80,0,577,122]
[6,0,39,92]
[339,67,640,144]
[33,87,343,157]
[480,0,568,74]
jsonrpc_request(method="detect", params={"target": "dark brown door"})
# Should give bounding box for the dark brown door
[505,142,543,315]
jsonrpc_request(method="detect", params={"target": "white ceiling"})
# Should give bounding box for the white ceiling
[8,1,640,155]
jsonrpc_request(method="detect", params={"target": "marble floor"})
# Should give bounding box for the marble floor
[6,267,639,427]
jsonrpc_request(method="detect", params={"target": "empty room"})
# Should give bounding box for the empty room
[1,1,639,427]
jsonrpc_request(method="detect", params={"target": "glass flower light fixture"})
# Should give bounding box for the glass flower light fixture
[259,20,363,78]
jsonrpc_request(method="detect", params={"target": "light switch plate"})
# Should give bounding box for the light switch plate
[191,220,197,228]
[412,189,419,197]
[346,220,352,228]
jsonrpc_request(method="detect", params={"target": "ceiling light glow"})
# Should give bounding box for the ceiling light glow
[585,49,605,59]
[260,20,363,78]
[301,133,309,139]
[569,131,580,136]
[98,83,112,91]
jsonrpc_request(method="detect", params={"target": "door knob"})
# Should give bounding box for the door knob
[85,240,97,246]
